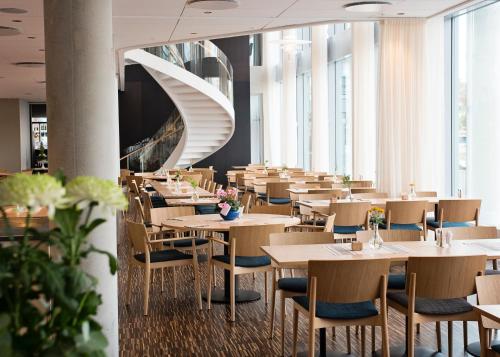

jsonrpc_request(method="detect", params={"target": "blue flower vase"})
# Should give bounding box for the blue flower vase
[220,209,239,221]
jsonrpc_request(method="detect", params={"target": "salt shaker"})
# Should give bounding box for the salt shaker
[445,231,453,246]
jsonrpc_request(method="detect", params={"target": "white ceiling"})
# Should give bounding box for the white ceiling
[0,0,472,102]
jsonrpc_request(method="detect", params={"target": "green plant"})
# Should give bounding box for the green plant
[174,170,182,181]
[37,142,47,162]
[187,178,197,189]
[342,175,352,188]
[0,173,127,356]
[368,207,385,226]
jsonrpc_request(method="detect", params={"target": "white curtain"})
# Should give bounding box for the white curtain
[311,25,330,172]
[377,19,425,196]
[352,22,376,181]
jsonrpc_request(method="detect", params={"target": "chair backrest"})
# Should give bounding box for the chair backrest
[249,205,291,215]
[240,191,253,213]
[329,201,371,227]
[297,193,335,202]
[134,197,146,223]
[319,181,334,188]
[235,172,246,187]
[438,199,481,224]
[308,259,390,303]
[288,176,312,182]
[267,182,291,199]
[182,174,202,185]
[269,232,334,245]
[406,255,486,299]
[323,214,336,233]
[209,181,217,193]
[126,220,148,253]
[126,176,142,195]
[476,275,500,305]
[141,191,153,223]
[385,200,427,225]
[149,206,195,226]
[192,168,214,182]
[255,177,282,183]
[231,224,285,256]
[349,180,373,188]
[356,229,421,243]
[441,226,497,240]
[200,178,208,190]
[350,187,376,194]
[352,192,389,199]
[416,191,437,197]
[308,189,343,198]
[290,183,321,189]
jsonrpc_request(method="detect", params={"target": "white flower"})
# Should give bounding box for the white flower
[65,176,128,213]
[0,174,66,217]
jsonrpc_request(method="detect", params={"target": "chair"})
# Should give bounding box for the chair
[427,199,481,230]
[207,224,285,321]
[475,275,500,356]
[352,192,389,199]
[290,183,321,189]
[416,191,437,197]
[384,200,427,238]
[182,173,203,185]
[318,201,370,236]
[208,181,217,194]
[350,187,376,194]
[240,191,254,213]
[349,180,373,188]
[296,193,335,227]
[125,220,202,315]
[262,182,292,205]
[387,255,486,356]
[268,232,335,356]
[291,259,391,357]
[250,205,291,216]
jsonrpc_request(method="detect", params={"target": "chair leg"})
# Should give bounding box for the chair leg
[264,271,268,304]
[193,264,202,311]
[436,321,442,352]
[230,270,235,322]
[332,327,336,337]
[371,325,376,354]
[356,325,359,335]
[173,266,177,299]
[161,267,164,293]
[126,264,133,305]
[346,326,351,354]
[269,271,277,339]
[408,318,415,357]
[308,318,315,357]
[143,268,151,316]
[463,321,468,349]
[253,272,256,280]
[448,321,453,357]
[207,262,213,310]
[280,293,286,356]
[382,321,390,357]
[292,308,299,357]
[493,259,498,270]
[361,325,366,357]
[417,323,420,334]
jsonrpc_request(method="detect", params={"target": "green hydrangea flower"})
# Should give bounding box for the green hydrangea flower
[65,176,128,212]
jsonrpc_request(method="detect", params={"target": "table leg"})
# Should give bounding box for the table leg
[203,231,261,304]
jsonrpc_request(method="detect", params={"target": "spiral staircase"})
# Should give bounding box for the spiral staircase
[122,41,235,171]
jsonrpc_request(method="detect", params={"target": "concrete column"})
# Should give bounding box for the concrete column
[44,1,120,355]
[311,25,329,172]
[281,29,298,167]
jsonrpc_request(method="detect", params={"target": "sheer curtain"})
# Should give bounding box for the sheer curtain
[352,22,376,181]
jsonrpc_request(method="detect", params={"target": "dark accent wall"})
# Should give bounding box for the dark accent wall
[118,65,177,152]
[195,36,251,184]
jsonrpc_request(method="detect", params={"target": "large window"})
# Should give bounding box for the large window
[451,1,500,225]
[296,71,312,169]
[250,94,264,164]
[334,56,352,176]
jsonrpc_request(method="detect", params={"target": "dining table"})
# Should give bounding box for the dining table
[149,180,215,199]
[164,197,221,206]
[261,238,500,357]
[162,213,300,304]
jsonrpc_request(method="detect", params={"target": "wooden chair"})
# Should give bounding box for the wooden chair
[387,255,487,356]
[475,275,500,357]
[200,178,208,190]
[350,187,376,194]
[208,181,217,194]
[349,180,373,188]
[250,205,291,216]
[416,191,437,197]
[268,232,335,356]
[316,201,370,238]
[207,224,285,321]
[352,192,389,199]
[427,199,481,231]
[290,183,321,189]
[182,173,203,185]
[384,200,427,238]
[319,181,334,188]
[263,182,292,205]
[125,220,202,315]
[308,189,344,198]
[296,193,335,227]
[291,259,391,357]
[240,191,254,213]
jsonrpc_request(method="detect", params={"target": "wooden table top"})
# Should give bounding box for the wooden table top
[297,197,448,208]
[165,198,220,206]
[474,305,500,324]
[162,213,300,232]
[150,180,215,199]
[261,239,500,268]
[0,206,49,238]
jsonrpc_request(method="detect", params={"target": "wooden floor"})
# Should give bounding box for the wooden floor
[117,216,486,356]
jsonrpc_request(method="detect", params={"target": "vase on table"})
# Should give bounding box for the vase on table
[191,190,199,201]
[348,187,353,201]
[220,209,240,221]
[369,223,384,249]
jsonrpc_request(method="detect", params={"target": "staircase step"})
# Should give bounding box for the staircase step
[190,133,228,141]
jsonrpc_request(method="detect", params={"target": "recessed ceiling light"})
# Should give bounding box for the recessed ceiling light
[344,1,391,13]
[204,11,213,14]
[27,36,36,39]
[190,32,198,35]
[0,8,27,14]
[12,19,22,23]
[0,26,20,36]
[13,61,45,68]
[187,0,238,10]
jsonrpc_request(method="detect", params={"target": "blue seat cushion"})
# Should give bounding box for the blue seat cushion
[163,238,209,248]
[145,186,156,192]
[380,223,422,231]
[387,291,473,315]
[278,277,307,293]
[258,196,291,205]
[486,269,500,275]
[302,219,326,227]
[212,255,271,268]
[334,225,363,234]
[426,218,471,229]
[196,205,218,215]
[134,249,192,263]
[293,296,378,320]
[388,274,406,290]
[492,343,500,353]
[150,196,167,208]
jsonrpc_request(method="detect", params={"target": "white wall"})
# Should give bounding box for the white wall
[0,99,31,172]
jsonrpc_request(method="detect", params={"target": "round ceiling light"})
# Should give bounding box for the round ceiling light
[14,61,45,68]
[186,0,238,10]
[343,1,391,13]
[0,26,20,36]
[0,8,27,14]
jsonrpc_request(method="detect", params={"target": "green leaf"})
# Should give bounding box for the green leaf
[80,218,106,236]
[87,246,118,274]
